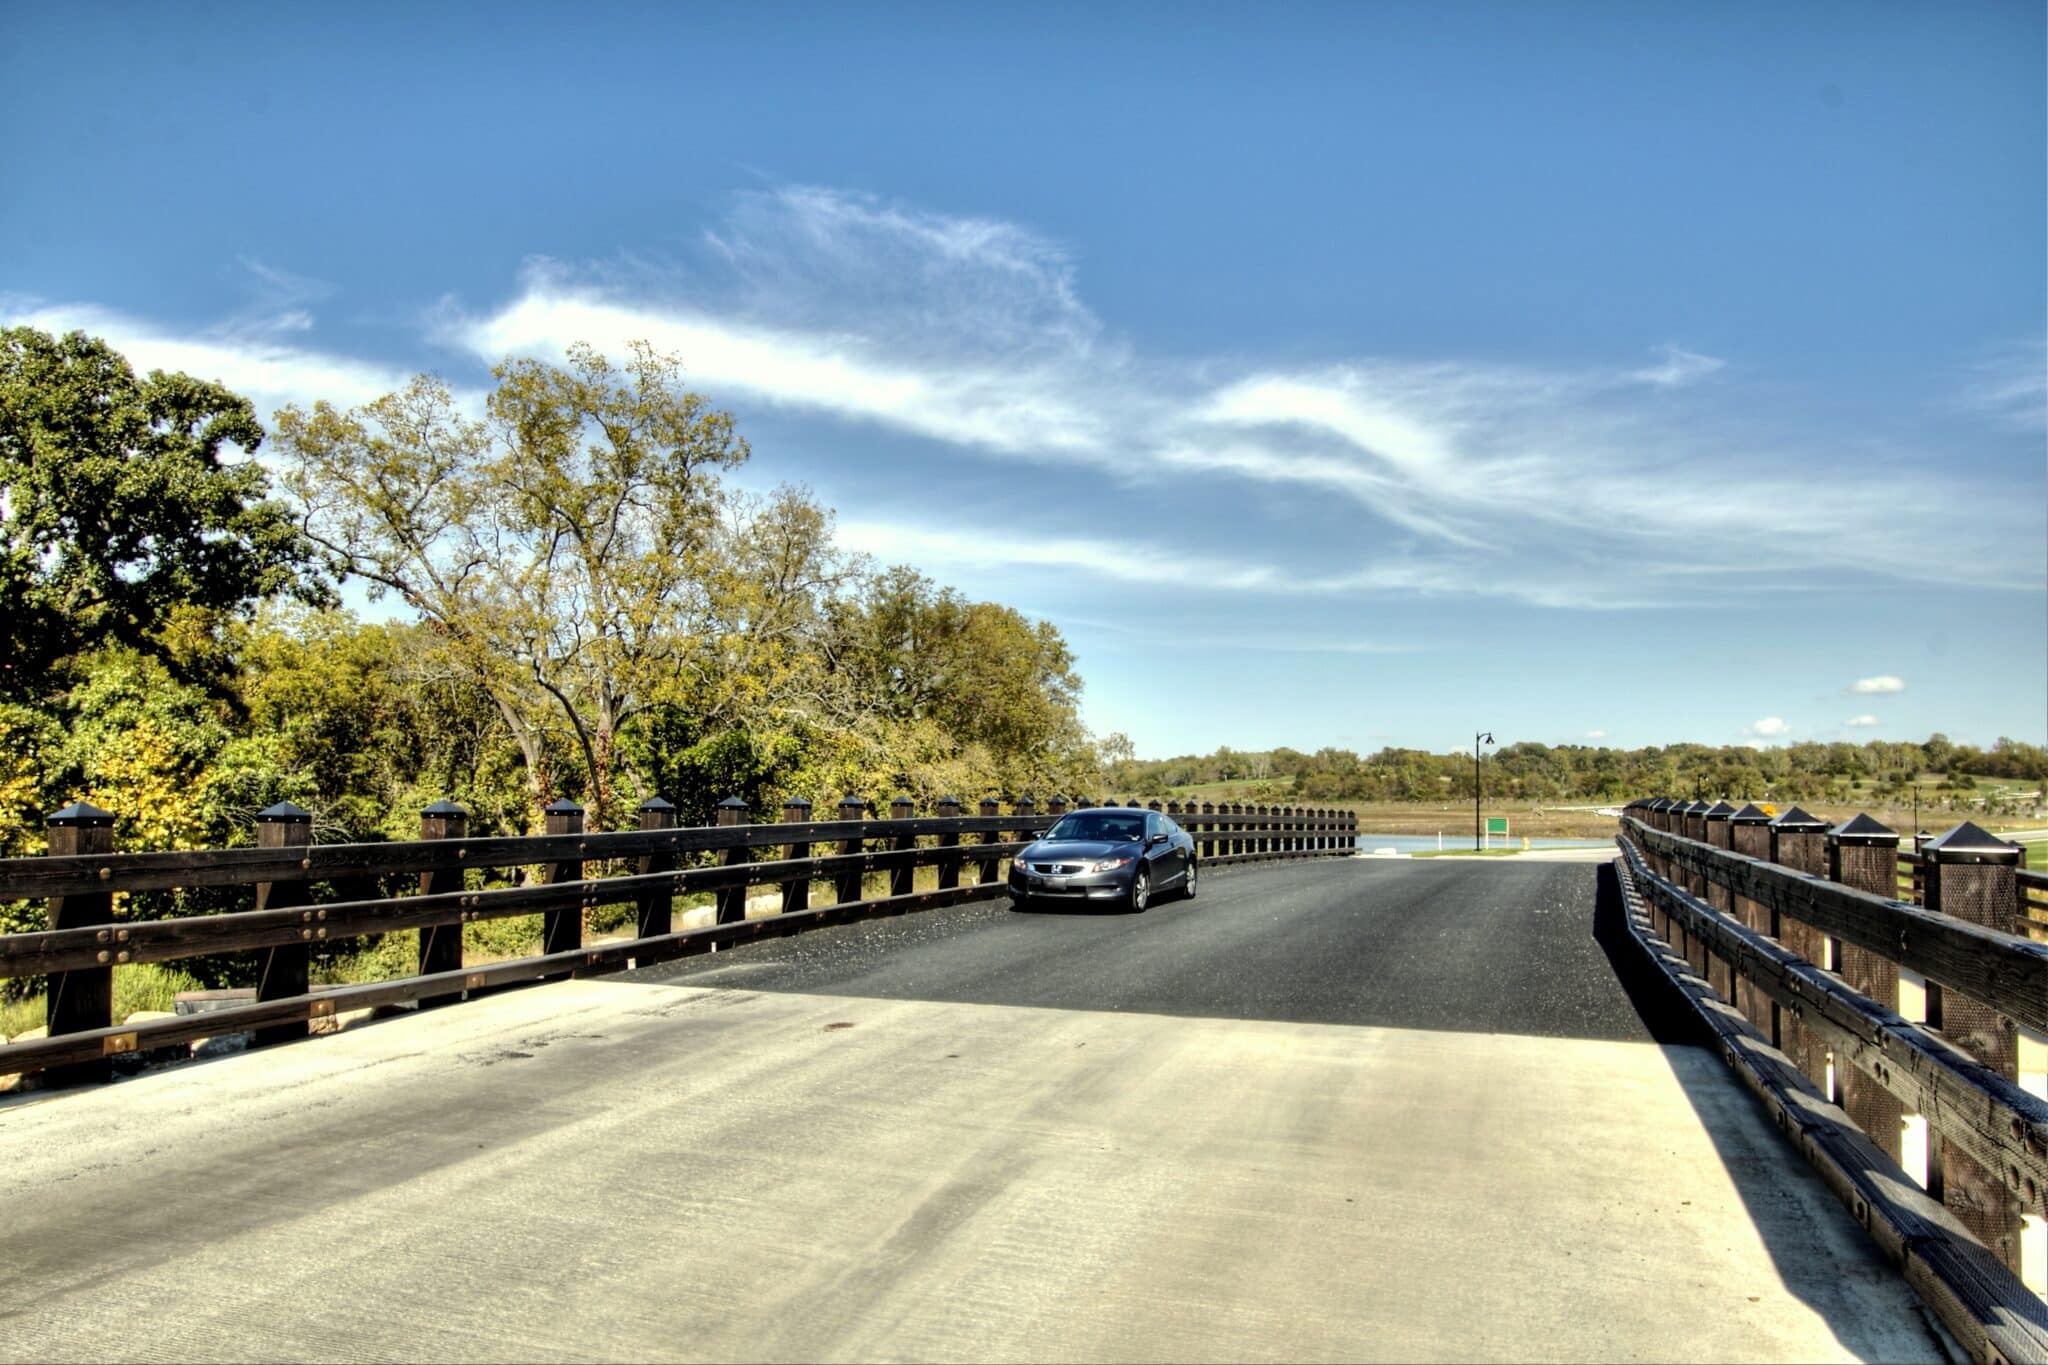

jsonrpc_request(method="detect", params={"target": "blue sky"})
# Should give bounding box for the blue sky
[4,1,2042,758]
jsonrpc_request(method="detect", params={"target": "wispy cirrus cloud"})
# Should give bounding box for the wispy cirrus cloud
[1955,336,2046,432]
[1845,714,1881,728]
[833,518,1280,591]
[1631,344,1726,388]
[1849,675,1906,695]
[0,291,413,416]
[8,186,2040,610]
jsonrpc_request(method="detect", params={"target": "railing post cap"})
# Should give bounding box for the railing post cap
[1827,812,1897,846]
[890,794,914,807]
[1922,820,2022,864]
[1729,803,1772,825]
[255,800,313,823]
[717,795,749,811]
[638,796,676,812]
[936,795,962,809]
[543,798,585,815]
[839,794,865,807]
[419,798,468,819]
[1766,804,1828,832]
[782,795,813,809]
[1702,800,1737,820]
[45,799,115,828]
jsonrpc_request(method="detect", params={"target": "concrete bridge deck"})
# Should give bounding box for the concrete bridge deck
[0,860,1947,1362]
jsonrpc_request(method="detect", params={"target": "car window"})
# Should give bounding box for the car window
[1145,811,1161,837]
[1046,812,1145,842]
[1164,817,1181,837]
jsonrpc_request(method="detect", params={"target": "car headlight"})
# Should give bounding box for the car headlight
[1087,855,1134,872]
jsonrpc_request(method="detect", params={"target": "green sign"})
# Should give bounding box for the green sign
[1485,817,1509,835]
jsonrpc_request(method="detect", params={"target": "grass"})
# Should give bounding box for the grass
[0,961,206,1040]
[1411,847,1525,859]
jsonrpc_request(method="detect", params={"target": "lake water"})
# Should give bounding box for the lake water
[1349,833,1613,854]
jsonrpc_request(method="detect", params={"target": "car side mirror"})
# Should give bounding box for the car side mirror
[1147,832,1168,846]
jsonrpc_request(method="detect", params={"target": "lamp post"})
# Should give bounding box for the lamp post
[1474,731,1493,851]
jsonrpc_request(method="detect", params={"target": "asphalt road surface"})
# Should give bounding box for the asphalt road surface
[0,857,1945,1363]
[635,855,1681,1041]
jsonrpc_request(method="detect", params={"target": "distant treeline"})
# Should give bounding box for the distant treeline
[1107,736,2047,810]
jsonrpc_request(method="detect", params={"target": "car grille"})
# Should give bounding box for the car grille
[1032,862,1083,875]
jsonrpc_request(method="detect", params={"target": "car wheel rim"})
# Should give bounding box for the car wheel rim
[1134,875,1148,910]
[1188,864,1196,894]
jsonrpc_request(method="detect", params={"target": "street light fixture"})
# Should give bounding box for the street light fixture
[1475,731,1494,851]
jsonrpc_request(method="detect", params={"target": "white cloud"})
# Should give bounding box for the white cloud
[1585,730,1607,740]
[455,275,1107,456]
[1845,714,1880,728]
[1630,344,1726,388]
[0,295,415,417]
[1746,717,1790,738]
[832,519,1283,591]
[12,187,2040,608]
[1850,676,1906,695]
[1955,337,2046,432]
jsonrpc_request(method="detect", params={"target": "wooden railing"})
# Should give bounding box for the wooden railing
[0,796,1356,1083]
[1615,799,2048,1362]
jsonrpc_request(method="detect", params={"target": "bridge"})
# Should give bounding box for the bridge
[0,796,2042,1360]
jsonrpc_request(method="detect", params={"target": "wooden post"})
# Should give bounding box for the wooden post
[418,800,468,1002]
[1047,796,1068,818]
[837,797,866,904]
[888,796,916,898]
[1810,810,1904,1171]
[935,797,963,891]
[782,798,813,913]
[636,797,676,939]
[1012,795,1036,886]
[1727,804,1773,1039]
[1760,806,1829,1086]
[976,797,1002,886]
[253,801,314,1047]
[542,799,584,957]
[716,797,749,924]
[1200,802,1216,861]
[1923,821,2027,1271]
[1686,801,1713,893]
[45,801,115,1086]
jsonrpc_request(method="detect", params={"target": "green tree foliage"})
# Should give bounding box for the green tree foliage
[0,326,325,699]
[275,343,767,824]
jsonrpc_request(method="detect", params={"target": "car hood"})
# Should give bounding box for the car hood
[1020,839,1135,862]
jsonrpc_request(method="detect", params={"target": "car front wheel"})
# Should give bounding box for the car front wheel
[1128,868,1150,914]
[1183,859,1197,900]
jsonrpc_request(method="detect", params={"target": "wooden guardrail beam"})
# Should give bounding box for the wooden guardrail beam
[1617,837,2048,1214]
[1624,817,2048,1036]
[1611,847,2048,1365]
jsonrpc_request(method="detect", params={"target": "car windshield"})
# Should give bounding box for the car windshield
[1044,813,1145,843]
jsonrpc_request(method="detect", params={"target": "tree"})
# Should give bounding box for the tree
[0,327,325,699]
[275,342,749,824]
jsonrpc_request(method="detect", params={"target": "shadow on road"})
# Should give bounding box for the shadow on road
[1591,861,1708,1047]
